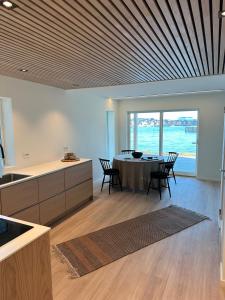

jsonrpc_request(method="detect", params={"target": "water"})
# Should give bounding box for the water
[130,126,197,157]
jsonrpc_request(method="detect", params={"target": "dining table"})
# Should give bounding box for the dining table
[113,154,164,192]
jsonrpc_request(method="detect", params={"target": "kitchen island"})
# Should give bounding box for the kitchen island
[0,215,52,300]
[0,159,93,225]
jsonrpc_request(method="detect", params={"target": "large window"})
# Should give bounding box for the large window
[128,110,198,175]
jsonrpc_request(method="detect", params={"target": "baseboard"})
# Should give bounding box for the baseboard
[220,263,225,286]
[196,176,220,182]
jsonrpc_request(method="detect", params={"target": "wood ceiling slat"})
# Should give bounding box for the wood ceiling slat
[72,0,169,80]
[16,0,152,82]
[145,0,190,77]
[0,50,133,86]
[1,5,150,83]
[219,0,225,74]
[169,0,201,76]
[68,0,164,80]
[0,55,119,87]
[96,0,170,80]
[105,0,178,79]
[199,0,213,75]
[189,0,209,75]
[212,0,220,74]
[157,0,197,77]
[132,0,185,78]
[123,0,182,78]
[0,0,223,89]
[179,0,205,75]
[42,0,160,80]
[0,31,139,86]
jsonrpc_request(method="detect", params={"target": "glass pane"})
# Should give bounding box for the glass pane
[162,111,198,174]
[136,112,160,154]
[129,113,135,150]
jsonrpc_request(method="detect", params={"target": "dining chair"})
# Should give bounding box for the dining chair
[99,158,122,194]
[147,161,173,199]
[167,152,179,183]
[121,149,135,154]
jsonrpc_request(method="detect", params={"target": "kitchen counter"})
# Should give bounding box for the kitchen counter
[0,214,50,262]
[1,158,91,188]
[0,158,93,226]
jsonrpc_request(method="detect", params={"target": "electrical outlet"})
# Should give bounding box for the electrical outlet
[23,153,30,159]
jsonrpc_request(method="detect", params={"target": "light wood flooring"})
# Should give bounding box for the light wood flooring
[50,177,225,300]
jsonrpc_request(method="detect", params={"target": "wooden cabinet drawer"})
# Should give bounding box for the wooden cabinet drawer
[65,161,92,189]
[11,205,39,224]
[40,192,65,225]
[38,170,64,202]
[1,179,38,216]
[66,179,93,211]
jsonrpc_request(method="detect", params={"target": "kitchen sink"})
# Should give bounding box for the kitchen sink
[0,173,31,185]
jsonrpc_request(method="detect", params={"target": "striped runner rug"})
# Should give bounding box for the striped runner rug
[54,205,209,278]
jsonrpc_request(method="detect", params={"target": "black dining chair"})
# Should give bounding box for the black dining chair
[121,149,135,154]
[99,158,122,194]
[147,161,173,199]
[167,152,179,183]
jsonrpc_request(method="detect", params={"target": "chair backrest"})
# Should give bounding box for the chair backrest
[159,162,174,176]
[121,149,135,154]
[167,152,179,163]
[99,158,111,171]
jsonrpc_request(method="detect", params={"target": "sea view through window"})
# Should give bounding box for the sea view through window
[128,110,198,175]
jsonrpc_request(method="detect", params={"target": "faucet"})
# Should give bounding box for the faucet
[0,144,5,159]
[0,144,4,178]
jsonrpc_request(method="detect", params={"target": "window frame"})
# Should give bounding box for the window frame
[127,109,199,175]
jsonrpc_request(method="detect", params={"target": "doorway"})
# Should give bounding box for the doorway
[106,111,115,161]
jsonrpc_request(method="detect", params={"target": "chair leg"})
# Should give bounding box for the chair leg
[118,174,122,191]
[109,175,111,194]
[172,167,176,184]
[147,178,152,195]
[101,175,105,192]
[167,178,171,198]
[158,178,161,199]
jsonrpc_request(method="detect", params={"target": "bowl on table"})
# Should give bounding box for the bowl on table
[132,151,143,159]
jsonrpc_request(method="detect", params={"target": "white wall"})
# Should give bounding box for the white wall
[0,75,72,168]
[0,75,118,182]
[65,91,118,181]
[118,92,225,181]
[1,74,225,182]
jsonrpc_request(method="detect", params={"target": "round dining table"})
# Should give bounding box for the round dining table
[113,154,164,192]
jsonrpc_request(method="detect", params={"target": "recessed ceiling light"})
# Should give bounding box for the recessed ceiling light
[19,68,28,72]
[0,1,17,9]
[219,10,225,18]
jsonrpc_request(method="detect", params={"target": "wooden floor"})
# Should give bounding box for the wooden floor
[51,177,225,300]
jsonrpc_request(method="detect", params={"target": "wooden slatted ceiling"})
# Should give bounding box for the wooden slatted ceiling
[0,0,224,89]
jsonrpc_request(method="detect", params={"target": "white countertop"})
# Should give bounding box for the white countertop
[1,158,91,188]
[0,214,50,262]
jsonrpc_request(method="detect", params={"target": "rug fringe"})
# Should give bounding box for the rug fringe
[52,245,80,279]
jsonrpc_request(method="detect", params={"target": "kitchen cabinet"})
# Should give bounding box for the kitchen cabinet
[66,179,93,211]
[1,179,38,216]
[11,204,39,224]
[38,170,64,202]
[65,161,92,189]
[0,160,93,225]
[40,192,66,225]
